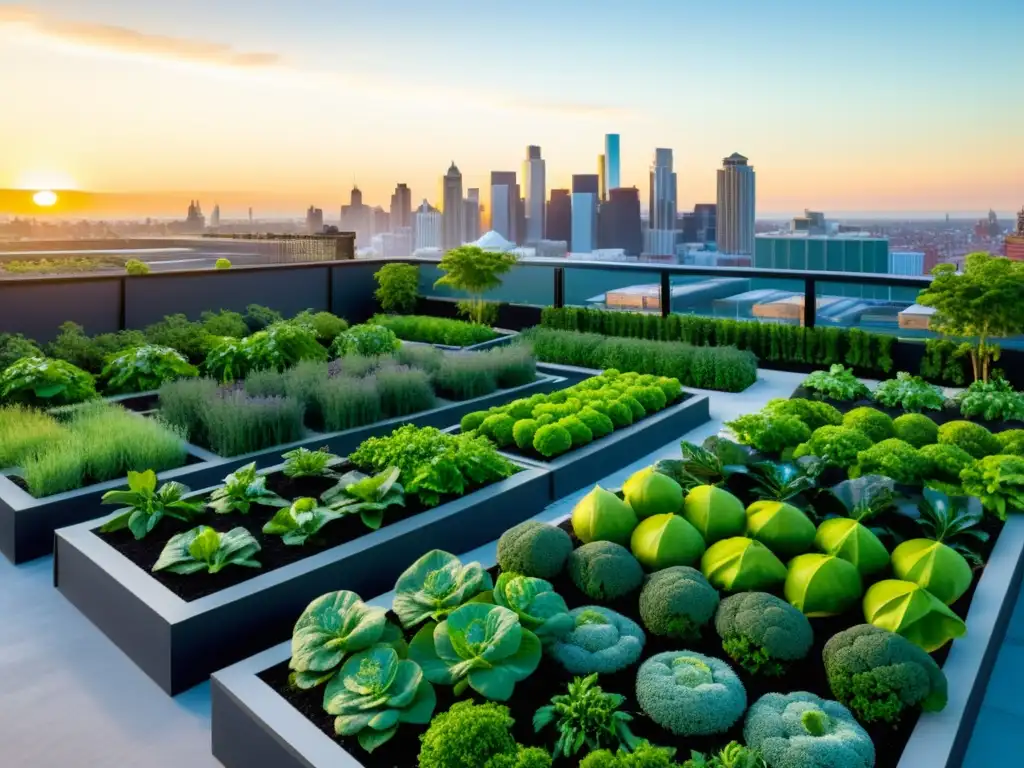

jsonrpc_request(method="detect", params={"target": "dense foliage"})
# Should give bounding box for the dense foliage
[955,377,1024,422]
[374,262,420,314]
[100,345,198,394]
[0,355,96,407]
[434,245,517,324]
[871,372,944,412]
[370,314,499,346]
[801,365,871,402]
[331,324,402,358]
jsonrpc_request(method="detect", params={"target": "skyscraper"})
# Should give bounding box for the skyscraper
[598,187,642,255]
[604,134,621,192]
[341,186,372,245]
[305,205,324,234]
[646,149,677,255]
[571,175,599,254]
[389,183,412,231]
[717,153,756,256]
[463,188,481,243]
[209,204,220,229]
[546,189,572,246]
[597,154,606,202]
[414,200,442,250]
[490,171,519,243]
[442,162,464,250]
[523,146,546,244]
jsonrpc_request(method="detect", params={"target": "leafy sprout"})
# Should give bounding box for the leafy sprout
[320,467,405,530]
[282,447,339,478]
[99,469,204,540]
[262,497,344,546]
[533,673,639,759]
[152,526,261,574]
[207,462,289,515]
[901,487,988,568]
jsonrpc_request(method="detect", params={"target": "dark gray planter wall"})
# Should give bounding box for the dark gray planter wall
[0,277,121,340]
[330,262,380,323]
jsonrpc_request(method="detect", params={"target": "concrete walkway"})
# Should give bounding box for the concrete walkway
[2,368,904,768]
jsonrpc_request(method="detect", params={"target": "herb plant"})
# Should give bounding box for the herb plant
[262,497,343,545]
[144,314,213,363]
[801,364,871,401]
[872,372,945,412]
[320,466,405,529]
[0,405,66,468]
[373,262,420,314]
[956,378,1024,422]
[0,356,96,407]
[100,344,198,394]
[99,470,204,540]
[207,462,289,514]
[330,324,401,358]
[200,310,249,338]
[370,314,498,347]
[282,447,339,478]
[534,673,639,758]
[152,525,261,574]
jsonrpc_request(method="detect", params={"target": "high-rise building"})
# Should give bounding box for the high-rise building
[604,134,621,192]
[717,153,756,256]
[1006,207,1024,262]
[463,188,481,243]
[341,186,372,245]
[209,204,220,229]
[680,204,717,245]
[646,149,677,255]
[371,206,390,237]
[490,171,519,243]
[791,210,827,235]
[597,154,606,202]
[754,234,892,299]
[598,187,642,255]
[442,162,464,250]
[185,200,205,232]
[571,175,599,254]
[523,146,546,244]
[414,199,442,250]
[389,183,412,231]
[306,206,324,234]
[546,189,572,246]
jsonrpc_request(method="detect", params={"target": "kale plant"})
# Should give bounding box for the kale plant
[533,673,639,759]
[207,462,289,514]
[802,364,871,401]
[320,466,405,530]
[99,469,204,540]
[872,372,945,412]
[956,378,1024,422]
[152,525,261,574]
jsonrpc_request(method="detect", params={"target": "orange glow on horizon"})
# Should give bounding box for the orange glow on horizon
[32,190,58,207]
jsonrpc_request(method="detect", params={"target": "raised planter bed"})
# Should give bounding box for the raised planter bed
[210,513,1024,768]
[54,460,550,695]
[1,374,563,564]
[426,328,519,352]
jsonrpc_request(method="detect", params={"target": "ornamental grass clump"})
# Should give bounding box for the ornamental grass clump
[715,592,813,677]
[158,377,220,446]
[199,390,306,457]
[314,376,383,432]
[823,623,948,725]
[496,520,573,579]
[639,566,719,641]
[0,405,66,468]
[548,606,646,675]
[432,353,498,400]
[635,651,747,737]
[373,364,436,417]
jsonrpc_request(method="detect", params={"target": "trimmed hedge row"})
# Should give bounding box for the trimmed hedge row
[540,307,894,376]
[522,328,757,392]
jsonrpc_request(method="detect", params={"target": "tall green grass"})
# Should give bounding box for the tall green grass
[159,378,219,446]
[200,391,306,457]
[432,354,498,400]
[0,406,67,468]
[315,376,383,432]
[482,344,537,389]
[373,365,436,417]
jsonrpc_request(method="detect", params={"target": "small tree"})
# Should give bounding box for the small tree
[373,263,419,314]
[917,252,1024,382]
[433,246,517,325]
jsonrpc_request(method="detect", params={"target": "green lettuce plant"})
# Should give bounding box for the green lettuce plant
[960,454,1024,520]
[801,364,871,401]
[320,466,405,530]
[262,497,343,545]
[956,378,1024,421]
[793,426,872,470]
[98,470,204,540]
[282,447,339,478]
[892,413,939,448]
[784,554,863,617]
[288,589,404,689]
[416,700,518,768]
[815,476,892,577]
[408,602,542,700]
[714,592,814,677]
[635,651,747,737]
[323,645,436,752]
[207,462,289,515]
[862,579,967,652]
[571,485,639,545]
[997,429,1024,455]
[763,398,844,430]
[393,549,492,628]
[919,443,975,492]
[842,407,894,443]
[152,525,261,574]
[682,484,747,543]
[533,673,639,759]
[630,513,706,570]
[487,573,574,645]
[701,537,787,592]
[850,439,929,485]
[871,372,944,412]
[937,420,1002,459]
[100,345,198,394]
[725,413,811,454]
[0,356,96,407]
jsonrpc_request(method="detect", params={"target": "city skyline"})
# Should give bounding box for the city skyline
[2,1,1022,216]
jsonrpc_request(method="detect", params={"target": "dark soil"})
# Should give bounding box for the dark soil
[95,464,483,602]
[259,516,984,767]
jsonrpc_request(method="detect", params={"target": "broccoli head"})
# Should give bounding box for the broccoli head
[639,566,720,641]
[822,623,948,725]
[937,420,1001,459]
[635,651,747,737]
[569,541,644,601]
[461,411,489,432]
[496,520,573,580]
[743,692,874,768]
[418,701,517,768]
[548,605,645,675]
[714,592,814,677]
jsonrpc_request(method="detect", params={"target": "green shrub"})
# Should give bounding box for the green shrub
[533,423,573,457]
[578,408,614,439]
[872,372,945,412]
[461,410,489,433]
[205,324,327,381]
[919,443,975,488]
[557,415,593,448]
[215,258,231,269]
[100,345,198,394]
[763,398,843,431]
[960,454,1024,520]
[512,418,540,451]
[496,521,573,579]
[480,414,517,448]
[0,356,96,407]
[725,413,811,454]
[627,386,667,414]
[636,651,747,737]
[842,407,895,443]
[639,566,719,641]
[200,310,249,338]
[125,258,150,275]
[801,364,871,401]
[956,378,1024,422]
[418,701,517,768]
[997,429,1024,456]
[793,425,872,469]
[48,321,148,372]
[372,364,435,418]
[144,315,212,363]
[522,328,757,393]
[0,333,42,370]
[374,263,419,314]
[0,405,67,468]
[851,439,930,485]
[892,413,939,448]
[715,592,813,676]
[330,324,401,358]
[370,314,498,347]
[432,354,497,400]
[618,394,646,421]
[568,541,644,601]
[243,304,284,333]
[937,420,1002,459]
[291,310,348,343]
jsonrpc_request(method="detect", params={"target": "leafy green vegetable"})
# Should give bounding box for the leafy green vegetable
[793,426,872,470]
[207,462,289,515]
[152,525,261,574]
[725,413,810,454]
[902,487,988,566]
[488,573,574,645]
[99,469,204,540]
[261,497,343,545]
[408,602,542,700]
[0,356,96,407]
[960,453,1024,520]
[320,467,404,530]
[654,437,757,489]
[801,364,871,401]
[871,372,944,412]
[956,377,1024,421]
[331,324,402,358]
[393,549,493,628]
[533,673,639,758]
[281,447,339,478]
[100,345,198,394]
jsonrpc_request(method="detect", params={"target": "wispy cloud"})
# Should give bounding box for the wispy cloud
[0,6,632,120]
[0,6,283,70]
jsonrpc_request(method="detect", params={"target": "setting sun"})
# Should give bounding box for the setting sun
[32,190,58,207]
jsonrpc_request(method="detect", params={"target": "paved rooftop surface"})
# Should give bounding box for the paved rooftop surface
[1,368,1018,767]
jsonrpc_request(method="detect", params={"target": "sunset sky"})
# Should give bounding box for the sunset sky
[1,0,1022,218]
